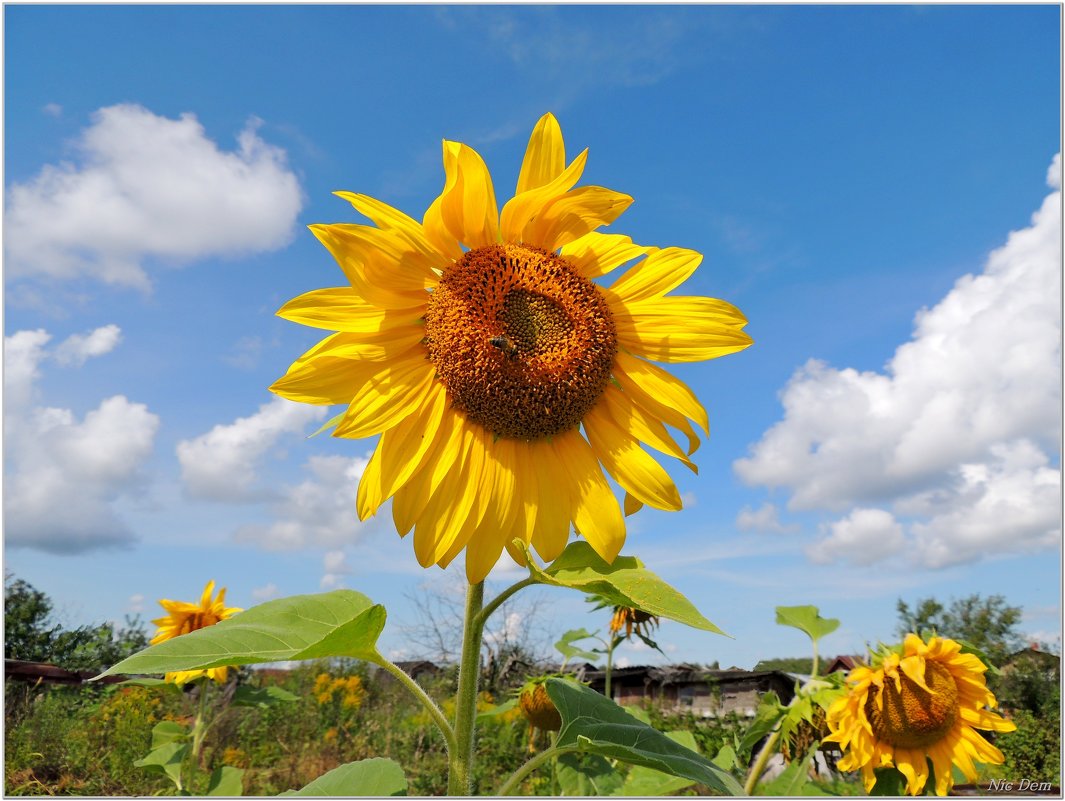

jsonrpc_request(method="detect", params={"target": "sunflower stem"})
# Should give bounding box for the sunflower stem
[496,744,580,796]
[743,727,782,796]
[476,576,536,629]
[447,580,485,795]
[372,657,456,753]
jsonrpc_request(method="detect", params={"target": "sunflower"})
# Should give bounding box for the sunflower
[823,634,1016,796]
[270,113,752,583]
[150,580,242,685]
[609,606,659,640]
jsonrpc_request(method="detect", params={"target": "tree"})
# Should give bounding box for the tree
[895,593,1023,666]
[4,572,148,671]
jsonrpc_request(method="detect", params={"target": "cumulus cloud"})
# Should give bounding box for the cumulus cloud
[251,583,280,602]
[4,328,159,552]
[736,502,798,534]
[737,156,1062,568]
[176,397,325,502]
[321,549,353,589]
[235,454,373,550]
[807,508,906,566]
[5,103,303,289]
[54,324,123,366]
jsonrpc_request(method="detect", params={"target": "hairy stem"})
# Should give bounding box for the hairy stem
[371,658,455,753]
[447,581,485,795]
[496,744,580,796]
[743,727,781,795]
[476,576,536,630]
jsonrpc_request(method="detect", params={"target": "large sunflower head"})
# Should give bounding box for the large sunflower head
[271,113,752,583]
[823,633,1016,796]
[150,580,242,685]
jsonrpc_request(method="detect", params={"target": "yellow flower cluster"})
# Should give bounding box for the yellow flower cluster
[313,673,365,710]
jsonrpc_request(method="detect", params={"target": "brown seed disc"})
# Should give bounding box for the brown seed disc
[424,243,617,440]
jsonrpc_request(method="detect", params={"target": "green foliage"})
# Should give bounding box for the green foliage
[556,753,625,796]
[895,594,1023,665]
[554,628,602,665]
[998,707,1061,784]
[545,677,744,795]
[996,651,1060,715]
[4,573,149,672]
[101,590,387,678]
[280,758,407,796]
[753,657,815,673]
[525,541,726,635]
[207,765,246,795]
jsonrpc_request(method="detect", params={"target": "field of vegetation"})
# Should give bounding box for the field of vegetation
[5,575,1059,796]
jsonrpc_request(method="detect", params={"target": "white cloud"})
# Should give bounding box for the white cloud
[736,502,798,534]
[128,594,145,614]
[251,583,280,602]
[54,324,123,366]
[5,103,303,289]
[235,454,373,550]
[321,549,353,589]
[4,328,159,553]
[176,397,326,502]
[807,508,906,566]
[42,103,62,118]
[736,158,1062,568]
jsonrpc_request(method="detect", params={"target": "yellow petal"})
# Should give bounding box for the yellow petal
[413,434,479,568]
[277,288,422,334]
[464,437,520,583]
[434,140,500,249]
[512,440,539,549]
[357,382,447,520]
[613,350,709,438]
[333,355,436,440]
[607,247,702,304]
[524,185,633,252]
[583,404,682,511]
[561,232,654,279]
[309,224,431,309]
[271,353,382,406]
[333,191,445,266]
[610,296,753,362]
[623,493,644,517]
[500,148,588,242]
[529,441,572,563]
[390,409,465,535]
[551,430,624,563]
[516,113,566,195]
[600,385,696,471]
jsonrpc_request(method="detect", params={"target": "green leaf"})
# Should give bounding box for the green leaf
[280,758,407,796]
[756,747,815,796]
[526,542,726,635]
[738,691,787,758]
[555,628,603,663]
[232,685,299,708]
[545,678,743,796]
[96,591,386,679]
[476,697,517,723]
[869,767,906,796]
[150,720,188,748]
[620,705,651,725]
[712,744,738,772]
[134,741,188,789]
[616,731,701,796]
[207,766,245,796]
[775,606,840,645]
[556,753,624,796]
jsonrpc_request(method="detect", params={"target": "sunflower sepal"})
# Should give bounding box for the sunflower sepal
[519,540,727,636]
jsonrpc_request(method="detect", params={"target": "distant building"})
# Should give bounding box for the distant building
[581,663,797,718]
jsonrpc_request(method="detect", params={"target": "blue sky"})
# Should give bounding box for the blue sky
[4,4,1061,670]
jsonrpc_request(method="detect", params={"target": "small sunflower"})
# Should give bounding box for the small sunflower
[609,605,660,640]
[271,113,752,583]
[150,580,242,685]
[823,634,1016,796]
